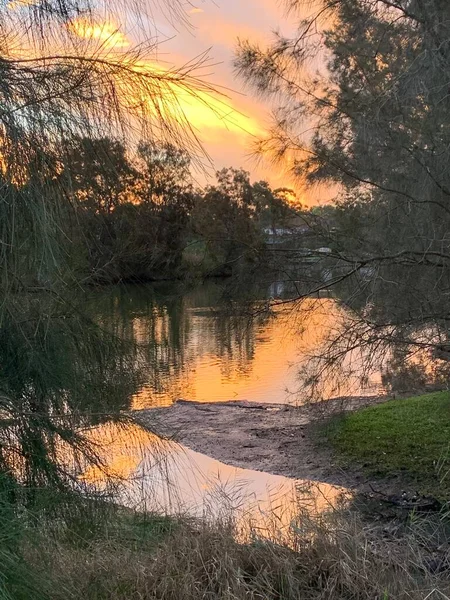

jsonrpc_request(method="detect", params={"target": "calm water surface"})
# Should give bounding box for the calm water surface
[88,280,382,409]
[82,422,347,537]
[83,280,376,525]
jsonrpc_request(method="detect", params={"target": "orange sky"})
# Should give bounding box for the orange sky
[6,0,332,204]
[147,1,306,195]
[69,1,333,205]
[152,1,335,205]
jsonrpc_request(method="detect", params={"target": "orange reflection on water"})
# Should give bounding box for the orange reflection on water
[80,422,173,485]
[130,297,382,409]
[80,421,349,538]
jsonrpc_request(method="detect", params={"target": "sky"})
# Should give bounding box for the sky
[8,0,328,204]
[147,0,301,193]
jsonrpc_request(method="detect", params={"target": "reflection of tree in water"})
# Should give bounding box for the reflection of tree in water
[84,276,450,409]
[7,275,447,489]
[343,265,450,395]
[0,293,141,490]
[86,284,188,403]
[291,271,450,400]
[85,281,271,406]
[278,298,382,402]
[209,314,256,380]
[381,346,450,396]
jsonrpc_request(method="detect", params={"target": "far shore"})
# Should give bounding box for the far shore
[134,395,401,494]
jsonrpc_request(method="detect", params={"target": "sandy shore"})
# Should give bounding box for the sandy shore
[134,395,393,492]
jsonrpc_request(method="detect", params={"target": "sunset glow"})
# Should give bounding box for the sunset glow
[8,0,311,199]
[3,0,313,200]
[69,18,130,49]
[61,1,307,193]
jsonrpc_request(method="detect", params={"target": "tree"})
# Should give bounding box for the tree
[252,182,298,232]
[235,0,450,394]
[137,141,194,208]
[190,168,263,275]
[0,0,216,489]
[63,137,137,214]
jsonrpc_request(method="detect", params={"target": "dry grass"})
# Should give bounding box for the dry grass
[21,504,450,600]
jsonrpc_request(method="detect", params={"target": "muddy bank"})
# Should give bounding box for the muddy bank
[134,395,395,492]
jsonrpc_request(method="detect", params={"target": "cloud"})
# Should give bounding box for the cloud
[66,1,310,197]
[69,18,130,49]
[192,15,269,50]
[7,0,35,9]
[132,59,264,142]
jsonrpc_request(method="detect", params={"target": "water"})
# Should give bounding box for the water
[81,422,348,538]
[86,279,382,409]
[76,279,374,527]
[6,278,436,527]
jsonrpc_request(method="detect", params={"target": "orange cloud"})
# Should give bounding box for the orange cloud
[125,58,302,189]
[168,88,263,140]
[127,59,264,145]
[189,7,204,14]
[68,18,263,139]
[7,0,35,9]
[192,15,270,49]
[69,18,130,49]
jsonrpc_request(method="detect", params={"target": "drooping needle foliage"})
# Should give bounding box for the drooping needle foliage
[236,0,450,395]
[0,0,219,490]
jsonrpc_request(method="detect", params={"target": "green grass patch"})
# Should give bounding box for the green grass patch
[319,391,450,499]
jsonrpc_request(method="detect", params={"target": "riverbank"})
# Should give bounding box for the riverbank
[135,392,450,501]
[3,394,448,600]
[134,395,392,493]
[7,488,449,600]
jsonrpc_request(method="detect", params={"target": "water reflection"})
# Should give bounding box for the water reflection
[81,422,347,538]
[86,281,382,408]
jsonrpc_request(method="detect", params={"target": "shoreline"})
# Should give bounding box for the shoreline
[134,395,400,494]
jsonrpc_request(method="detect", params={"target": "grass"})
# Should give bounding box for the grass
[319,391,450,499]
[45,514,450,600]
[12,497,450,600]
[0,479,448,599]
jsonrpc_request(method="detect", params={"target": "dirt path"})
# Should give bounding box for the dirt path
[134,395,393,492]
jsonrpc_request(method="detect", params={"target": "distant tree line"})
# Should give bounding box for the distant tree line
[54,137,298,283]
